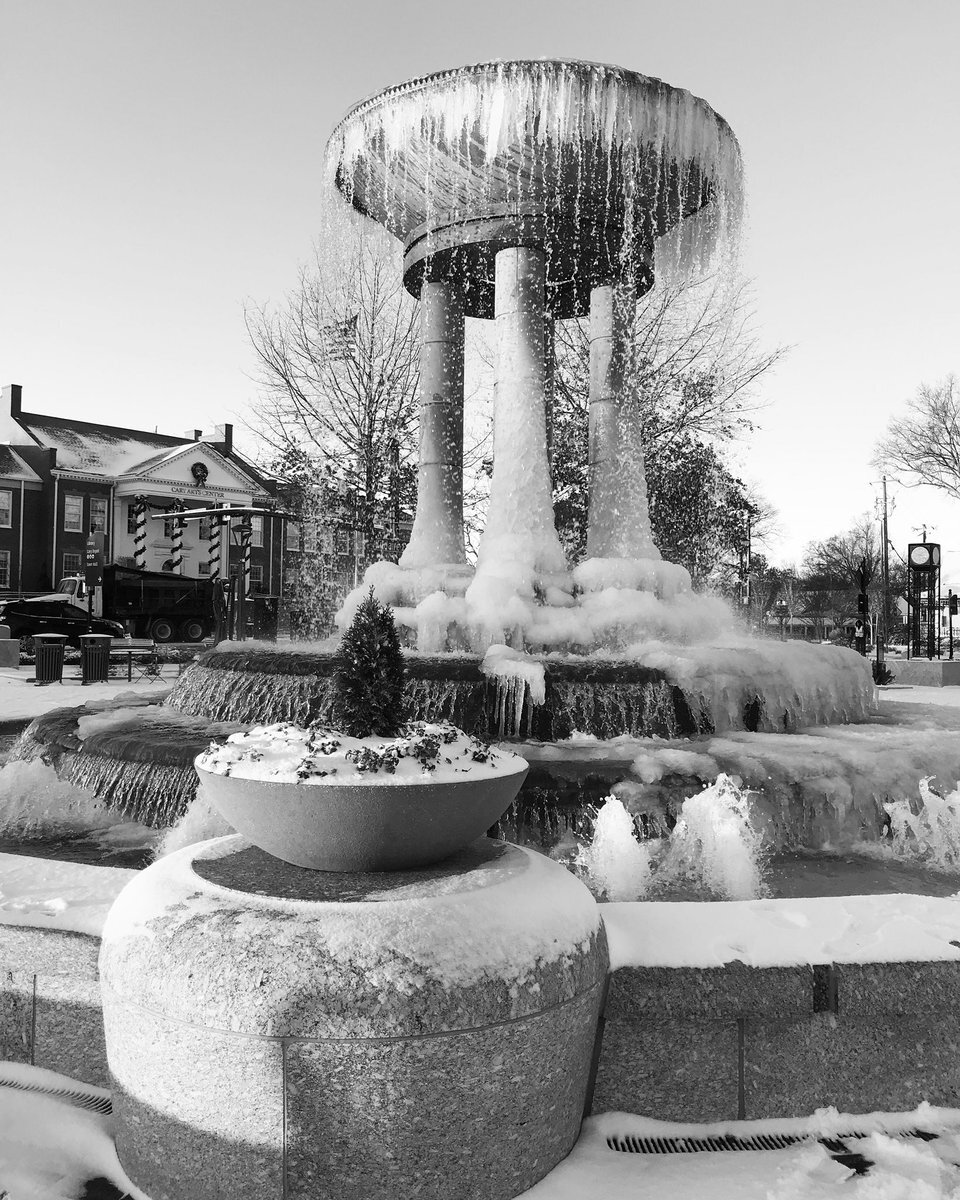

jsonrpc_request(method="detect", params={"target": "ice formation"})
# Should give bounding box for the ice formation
[328,59,743,277]
[481,645,547,737]
[0,759,114,839]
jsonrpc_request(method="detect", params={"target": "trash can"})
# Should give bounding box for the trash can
[80,633,113,685]
[33,633,68,686]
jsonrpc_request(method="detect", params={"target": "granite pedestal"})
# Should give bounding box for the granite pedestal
[98,836,608,1200]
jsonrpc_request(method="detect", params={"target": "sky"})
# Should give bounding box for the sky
[2,1,959,581]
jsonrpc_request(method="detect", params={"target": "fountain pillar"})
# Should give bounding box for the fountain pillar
[400,278,465,568]
[477,246,566,575]
[543,313,555,471]
[586,282,659,559]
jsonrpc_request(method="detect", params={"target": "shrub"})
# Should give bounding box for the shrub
[328,589,406,737]
[872,659,895,686]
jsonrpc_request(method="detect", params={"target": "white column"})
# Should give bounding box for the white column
[586,281,658,560]
[134,497,147,570]
[207,514,222,580]
[475,246,566,576]
[400,278,466,569]
[170,503,184,574]
[242,531,252,597]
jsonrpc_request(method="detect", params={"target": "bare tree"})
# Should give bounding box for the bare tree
[245,226,420,558]
[548,272,784,561]
[874,375,960,497]
[553,271,785,454]
[802,515,882,593]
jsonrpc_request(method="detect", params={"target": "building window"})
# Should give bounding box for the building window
[90,497,108,533]
[285,521,301,552]
[198,561,210,575]
[127,502,139,534]
[249,564,265,592]
[64,495,84,533]
[63,552,83,577]
[303,525,318,554]
[335,527,350,555]
[354,530,365,559]
[0,490,11,528]
[198,514,212,541]
[0,549,10,588]
[250,515,264,548]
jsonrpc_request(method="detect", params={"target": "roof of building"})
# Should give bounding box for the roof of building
[18,413,190,475]
[0,444,43,483]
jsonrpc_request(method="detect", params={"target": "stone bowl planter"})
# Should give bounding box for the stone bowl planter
[195,757,529,872]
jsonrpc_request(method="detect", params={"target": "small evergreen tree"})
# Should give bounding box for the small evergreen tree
[329,589,405,736]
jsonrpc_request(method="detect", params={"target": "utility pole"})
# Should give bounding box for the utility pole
[876,475,890,669]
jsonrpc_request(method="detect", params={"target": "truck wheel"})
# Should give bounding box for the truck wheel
[150,618,176,643]
[181,619,206,642]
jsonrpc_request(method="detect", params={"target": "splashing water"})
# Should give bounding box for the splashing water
[885,778,960,872]
[577,775,768,901]
[575,795,655,901]
[655,774,768,900]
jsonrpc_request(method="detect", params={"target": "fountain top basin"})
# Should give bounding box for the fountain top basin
[327,58,743,318]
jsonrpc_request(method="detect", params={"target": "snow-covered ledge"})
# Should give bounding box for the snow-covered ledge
[0,854,135,1088]
[593,894,960,1125]
[5,850,960,1125]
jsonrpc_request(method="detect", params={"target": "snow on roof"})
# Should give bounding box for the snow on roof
[0,445,42,482]
[21,414,187,475]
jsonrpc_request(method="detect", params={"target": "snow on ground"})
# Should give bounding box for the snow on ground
[0,853,135,935]
[4,1065,960,1200]
[0,666,173,725]
[603,892,960,969]
[882,684,960,711]
[0,1064,148,1200]
[518,1108,960,1199]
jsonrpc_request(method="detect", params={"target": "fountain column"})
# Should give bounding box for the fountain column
[586,281,658,560]
[543,313,555,472]
[477,246,566,575]
[399,277,465,568]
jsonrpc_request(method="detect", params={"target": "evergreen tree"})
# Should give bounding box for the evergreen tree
[329,589,405,736]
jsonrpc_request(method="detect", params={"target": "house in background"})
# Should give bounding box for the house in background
[0,384,283,602]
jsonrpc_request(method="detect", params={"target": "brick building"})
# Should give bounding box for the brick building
[0,384,284,604]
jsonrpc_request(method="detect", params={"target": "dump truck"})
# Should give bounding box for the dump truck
[58,564,217,642]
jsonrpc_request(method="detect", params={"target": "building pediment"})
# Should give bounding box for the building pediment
[116,443,268,500]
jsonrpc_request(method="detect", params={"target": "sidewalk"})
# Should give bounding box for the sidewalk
[0,666,173,730]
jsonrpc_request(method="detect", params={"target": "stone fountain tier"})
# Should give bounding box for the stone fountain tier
[12,698,243,828]
[329,59,742,318]
[168,644,710,738]
[167,640,874,738]
[99,836,608,1200]
[8,639,873,828]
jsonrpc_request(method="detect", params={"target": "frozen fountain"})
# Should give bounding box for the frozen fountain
[6,64,960,1198]
[0,58,903,851]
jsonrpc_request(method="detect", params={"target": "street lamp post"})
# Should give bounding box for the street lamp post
[776,598,788,641]
[230,520,254,641]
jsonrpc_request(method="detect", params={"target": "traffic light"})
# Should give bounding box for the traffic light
[857,593,868,615]
[951,594,959,616]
